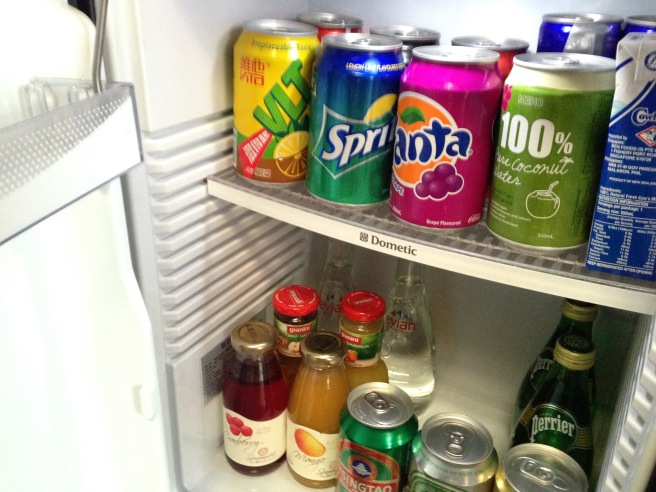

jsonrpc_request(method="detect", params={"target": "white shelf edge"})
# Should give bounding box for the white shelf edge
[207,170,656,316]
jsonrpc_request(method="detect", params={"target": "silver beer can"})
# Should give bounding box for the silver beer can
[408,413,498,491]
[493,443,588,492]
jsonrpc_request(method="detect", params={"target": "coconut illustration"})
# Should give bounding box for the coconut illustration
[526,181,560,219]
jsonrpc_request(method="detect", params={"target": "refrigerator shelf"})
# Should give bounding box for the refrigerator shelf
[0,81,141,245]
[208,168,656,315]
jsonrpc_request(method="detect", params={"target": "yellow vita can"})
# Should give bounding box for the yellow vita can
[233,19,319,185]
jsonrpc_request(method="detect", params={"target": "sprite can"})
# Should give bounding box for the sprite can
[487,53,615,251]
[233,19,319,185]
[337,382,418,491]
[306,33,406,206]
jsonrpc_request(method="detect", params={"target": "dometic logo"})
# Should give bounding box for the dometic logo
[311,94,398,177]
[393,92,472,194]
[360,233,418,256]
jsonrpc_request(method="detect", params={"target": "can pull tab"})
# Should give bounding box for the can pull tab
[443,423,474,459]
[364,391,389,410]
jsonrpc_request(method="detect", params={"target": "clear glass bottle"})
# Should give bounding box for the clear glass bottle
[286,332,350,488]
[511,333,595,476]
[512,299,598,427]
[381,258,436,411]
[318,239,355,333]
[222,321,289,475]
[339,290,389,389]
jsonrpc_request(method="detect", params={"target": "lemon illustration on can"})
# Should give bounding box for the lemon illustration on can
[274,130,309,178]
[363,94,398,124]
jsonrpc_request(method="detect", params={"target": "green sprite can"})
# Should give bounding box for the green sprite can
[337,382,418,491]
[306,33,406,206]
[487,53,615,251]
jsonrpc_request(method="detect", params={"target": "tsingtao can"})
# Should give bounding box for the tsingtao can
[370,25,441,65]
[336,382,418,492]
[408,413,498,492]
[297,12,363,40]
[233,19,319,185]
[493,443,588,492]
[306,33,405,206]
[451,36,529,80]
[389,46,503,230]
[487,53,615,251]
[537,13,624,59]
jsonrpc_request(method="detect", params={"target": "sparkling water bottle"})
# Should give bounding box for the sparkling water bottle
[317,239,355,333]
[381,258,436,410]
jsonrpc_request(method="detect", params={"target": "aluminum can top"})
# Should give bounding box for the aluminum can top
[298,12,362,30]
[513,52,615,72]
[541,12,624,25]
[321,32,403,52]
[625,15,656,29]
[347,382,415,429]
[500,443,588,492]
[243,18,318,37]
[412,45,499,64]
[451,36,529,52]
[370,25,441,43]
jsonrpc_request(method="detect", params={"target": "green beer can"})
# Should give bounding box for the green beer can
[306,33,405,206]
[487,53,615,250]
[336,382,418,491]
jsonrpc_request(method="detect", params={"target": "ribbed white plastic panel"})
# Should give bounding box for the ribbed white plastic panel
[140,112,309,355]
[598,316,656,491]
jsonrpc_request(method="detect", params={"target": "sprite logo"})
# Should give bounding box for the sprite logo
[311,94,398,177]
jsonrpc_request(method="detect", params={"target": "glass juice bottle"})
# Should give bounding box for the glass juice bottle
[287,331,350,488]
[273,284,319,387]
[339,290,389,389]
[222,321,289,475]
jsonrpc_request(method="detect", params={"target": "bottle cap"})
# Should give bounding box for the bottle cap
[301,332,346,367]
[341,290,386,322]
[554,333,595,370]
[561,298,598,322]
[273,285,319,316]
[230,321,278,355]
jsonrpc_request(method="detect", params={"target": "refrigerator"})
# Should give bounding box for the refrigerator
[2,0,656,491]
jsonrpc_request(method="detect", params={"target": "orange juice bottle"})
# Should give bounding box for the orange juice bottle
[286,332,350,488]
[339,290,389,389]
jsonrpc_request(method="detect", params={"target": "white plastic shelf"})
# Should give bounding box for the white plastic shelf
[208,168,656,315]
[0,81,141,244]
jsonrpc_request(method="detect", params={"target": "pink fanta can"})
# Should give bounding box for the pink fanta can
[389,46,503,230]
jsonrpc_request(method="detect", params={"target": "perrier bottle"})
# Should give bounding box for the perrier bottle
[512,299,598,426]
[511,333,595,476]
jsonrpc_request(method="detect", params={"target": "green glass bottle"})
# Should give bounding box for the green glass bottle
[512,299,598,427]
[511,333,595,476]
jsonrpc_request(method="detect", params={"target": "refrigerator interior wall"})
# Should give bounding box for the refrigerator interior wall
[100,0,656,490]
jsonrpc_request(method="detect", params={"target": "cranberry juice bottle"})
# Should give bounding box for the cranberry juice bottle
[222,321,289,475]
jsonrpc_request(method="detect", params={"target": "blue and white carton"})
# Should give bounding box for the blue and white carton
[586,33,656,281]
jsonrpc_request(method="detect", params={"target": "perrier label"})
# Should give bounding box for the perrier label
[511,333,595,476]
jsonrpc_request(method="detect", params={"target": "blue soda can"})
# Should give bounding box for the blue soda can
[624,15,656,36]
[538,13,624,59]
[306,33,405,206]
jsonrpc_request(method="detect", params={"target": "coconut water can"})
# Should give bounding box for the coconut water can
[586,33,656,281]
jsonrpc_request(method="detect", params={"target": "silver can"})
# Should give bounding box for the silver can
[370,25,441,65]
[493,444,588,492]
[408,413,498,491]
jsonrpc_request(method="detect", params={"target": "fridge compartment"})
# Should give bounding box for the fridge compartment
[0,80,141,244]
[207,168,656,315]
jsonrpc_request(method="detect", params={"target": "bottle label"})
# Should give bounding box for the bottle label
[337,438,401,492]
[223,408,287,467]
[287,420,340,481]
[518,403,592,453]
[274,318,317,357]
[339,326,383,367]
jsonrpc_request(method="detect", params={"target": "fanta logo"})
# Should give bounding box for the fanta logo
[392,92,472,192]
